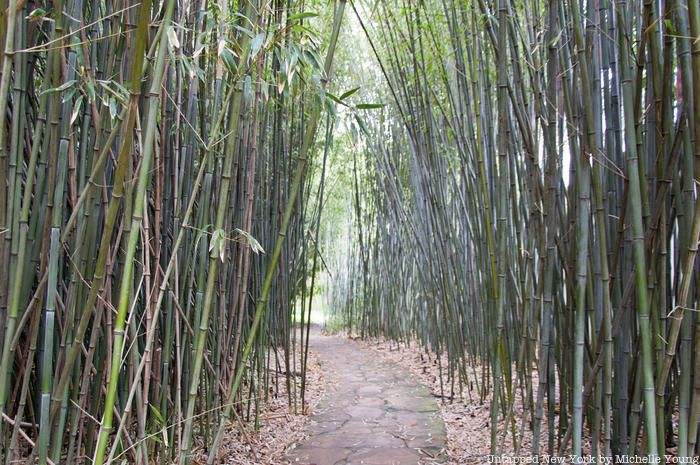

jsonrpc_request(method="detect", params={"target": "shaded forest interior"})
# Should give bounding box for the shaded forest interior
[1,0,700,463]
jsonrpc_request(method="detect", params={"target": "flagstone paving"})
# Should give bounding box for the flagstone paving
[288,332,446,465]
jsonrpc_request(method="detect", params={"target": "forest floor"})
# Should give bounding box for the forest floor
[211,335,326,464]
[219,328,539,464]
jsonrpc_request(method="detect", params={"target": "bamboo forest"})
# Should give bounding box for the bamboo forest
[0,0,699,463]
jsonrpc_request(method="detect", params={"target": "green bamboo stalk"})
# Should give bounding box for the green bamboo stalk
[614,1,659,458]
[178,4,257,462]
[92,1,176,463]
[0,0,23,430]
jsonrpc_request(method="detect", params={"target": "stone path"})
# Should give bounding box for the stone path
[288,331,446,465]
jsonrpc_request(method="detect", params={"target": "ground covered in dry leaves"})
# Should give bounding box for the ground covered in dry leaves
[210,344,326,465]
[214,331,551,464]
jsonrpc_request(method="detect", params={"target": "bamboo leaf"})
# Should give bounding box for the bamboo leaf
[325,92,341,103]
[193,44,205,59]
[355,103,385,110]
[167,27,180,50]
[354,114,371,138]
[250,33,265,59]
[234,228,265,255]
[26,8,48,22]
[339,87,361,100]
[234,25,255,39]
[325,95,337,117]
[108,97,117,121]
[664,19,676,35]
[325,92,348,107]
[41,79,77,96]
[149,405,165,425]
[210,229,226,262]
[304,49,324,72]
[349,121,359,145]
[70,95,83,125]
[220,47,238,73]
[288,12,318,22]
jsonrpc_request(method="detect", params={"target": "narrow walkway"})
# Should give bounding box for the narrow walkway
[288,331,446,465]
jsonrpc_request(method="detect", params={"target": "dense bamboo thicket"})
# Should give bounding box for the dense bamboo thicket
[329,0,700,461]
[0,0,345,463]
